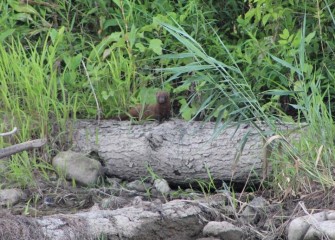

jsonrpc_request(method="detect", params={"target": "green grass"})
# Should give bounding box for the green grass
[5,152,53,188]
[0,32,78,187]
[159,20,335,193]
[0,35,76,137]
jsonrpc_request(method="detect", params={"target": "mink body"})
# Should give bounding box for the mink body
[117,91,171,122]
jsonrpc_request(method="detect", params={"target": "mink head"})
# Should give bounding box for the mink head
[156,91,169,104]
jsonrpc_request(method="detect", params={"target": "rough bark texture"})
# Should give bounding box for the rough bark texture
[6,198,222,240]
[71,119,286,184]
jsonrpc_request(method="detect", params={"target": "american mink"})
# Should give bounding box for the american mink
[116,91,171,122]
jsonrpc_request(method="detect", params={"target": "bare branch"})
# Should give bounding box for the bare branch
[0,138,47,159]
[0,127,17,137]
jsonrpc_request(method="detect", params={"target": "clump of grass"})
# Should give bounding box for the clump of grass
[159,18,335,195]
[0,34,76,141]
[0,31,78,186]
[265,13,335,193]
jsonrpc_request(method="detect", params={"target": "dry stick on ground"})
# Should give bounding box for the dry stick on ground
[0,138,47,159]
[0,127,47,158]
[0,127,17,137]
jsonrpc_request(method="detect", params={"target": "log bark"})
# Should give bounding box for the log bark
[71,119,292,184]
[1,197,225,240]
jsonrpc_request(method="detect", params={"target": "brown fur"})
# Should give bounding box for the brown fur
[116,91,171,122]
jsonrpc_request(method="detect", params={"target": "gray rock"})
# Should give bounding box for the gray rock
[328,211,335,220]
[126,180,151,192]
[106,177,122,190]
[100,196,129,209]
[304,220,335,239]
[288,211,329,240]
[240,196,269,225]
[203,221,244,240]
[154,178,171,195]
[106,177,122,184]
[0,188,26,206]
[52,151,102,185]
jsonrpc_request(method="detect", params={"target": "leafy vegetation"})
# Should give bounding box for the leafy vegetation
[0,0,335,193]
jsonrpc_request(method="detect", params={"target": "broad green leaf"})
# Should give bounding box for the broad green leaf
[103,19,119,29]
[179,99,197,120]
[262,14,271,26]
[149,39,163,55]
[135,43,146,52]
[244,8,256,21]
[8,0,38,15]
[128,25,137,48]
[293,80,304,92]
[87,8,98,15]
[305,31,316,44]
[279,29,290,39]
[278,40,287,45]
[71,54,83,69]
[49,27,64,45]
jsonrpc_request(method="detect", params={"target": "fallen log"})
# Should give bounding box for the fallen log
[72,119,295,185]
[1,197,225,240]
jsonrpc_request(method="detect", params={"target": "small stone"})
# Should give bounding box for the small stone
[100,196,129,209]
[89,203,100,211]
[106,177,122,184]
[132,196,144,207]
[43,196,55,206]
[126,180,151,192]
[0,188,26,206]
[240,196,269,225]
[106,177,122,190]
[304,219,335,240]
[149,199,163,213]
[203,221,244,240]
[154,179,171,195]
[288,211,327,240]
[52,151,102,186]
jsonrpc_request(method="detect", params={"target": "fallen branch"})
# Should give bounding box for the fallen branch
[0,138,47,159]
[0,127,17,137]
